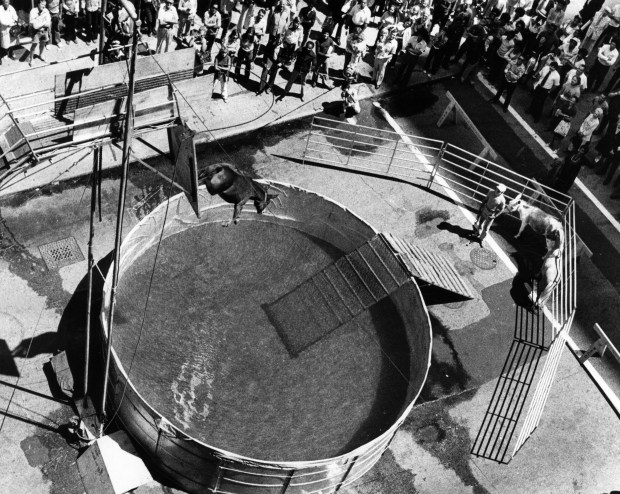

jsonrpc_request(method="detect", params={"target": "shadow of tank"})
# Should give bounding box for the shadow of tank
[100,182,433,493]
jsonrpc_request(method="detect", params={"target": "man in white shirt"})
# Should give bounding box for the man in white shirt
[0,0,18,64]
[526,61,560,122]
[267,0,290,45]
[203,4,221,61]
[565,60,588,92]
[177,0,196,37]
[590,40,619,92]
[348,0,371,32]
[156,0,178,53]
[28,0,51,65]
[596,3,620,49]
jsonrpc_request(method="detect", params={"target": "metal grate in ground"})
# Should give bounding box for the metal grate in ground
[470,247,498,270]
[38,237,84,270]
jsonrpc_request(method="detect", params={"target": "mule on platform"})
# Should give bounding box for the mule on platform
[199,163,279,226]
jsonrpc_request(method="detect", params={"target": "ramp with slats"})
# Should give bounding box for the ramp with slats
[382,233,475,301]
[265,234,474,356]
[471,305,546,463]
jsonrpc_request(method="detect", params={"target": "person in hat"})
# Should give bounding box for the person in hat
[156,0,178,53]
[473,183,507,242]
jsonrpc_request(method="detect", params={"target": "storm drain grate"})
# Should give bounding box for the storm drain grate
[470,247,498,270]
[38,237,84,270]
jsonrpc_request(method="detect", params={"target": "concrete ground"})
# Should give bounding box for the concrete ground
[2,14,620,494]
[1,88,620,493]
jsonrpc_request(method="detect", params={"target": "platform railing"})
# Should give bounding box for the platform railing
[303,116,578,463]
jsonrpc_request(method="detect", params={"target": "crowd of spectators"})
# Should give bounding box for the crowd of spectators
[3,0,620,194]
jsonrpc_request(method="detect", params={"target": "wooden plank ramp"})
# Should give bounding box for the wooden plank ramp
[382,233,475,301]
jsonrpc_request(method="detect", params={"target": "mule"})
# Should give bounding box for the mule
[535,253,561,309]
[505,193,565,258]
[199,163,278,226]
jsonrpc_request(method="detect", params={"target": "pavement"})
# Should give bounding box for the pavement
[1,16,620,494]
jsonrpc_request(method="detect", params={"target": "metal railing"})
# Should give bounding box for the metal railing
[302,116,578,462]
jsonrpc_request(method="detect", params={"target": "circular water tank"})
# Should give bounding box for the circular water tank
[100,182,432,493]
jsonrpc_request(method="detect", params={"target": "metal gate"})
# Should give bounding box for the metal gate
[302,116,578,463]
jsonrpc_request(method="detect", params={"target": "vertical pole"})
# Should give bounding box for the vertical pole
[387,137,398,174]
[346,126,358,168]
[302,119,313,165]
[333,456,358,493]
[83,146,101,407]
[279,469,295,493]
[99,1,142,435]
[427,142,446,189]
[473,160,488,197]
[98,0,109,65]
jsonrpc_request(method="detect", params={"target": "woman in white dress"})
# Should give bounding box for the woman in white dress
[0,0,18,64]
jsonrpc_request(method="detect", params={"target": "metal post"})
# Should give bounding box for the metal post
[387,138,398,174]
[333,456,358,493]
[279,469,295,494]
[427,141,446,189]
[99,2,142,435]
[98,0,109,65]
[473,160,488,197]
[82,146,101,407]
[346,126,358,167]
[302,120,313,165]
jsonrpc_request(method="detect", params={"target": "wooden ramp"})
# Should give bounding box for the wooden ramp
[265,234,473,356]
[382,233,475,302]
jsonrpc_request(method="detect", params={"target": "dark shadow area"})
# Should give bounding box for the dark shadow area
[380,84,440,118]
[437,220,480,243]
[0,340,19,377]
[418,313,472,404]
[321,100,345,118]
[338,298,411,456]
[10,331,58,358]
[419,284,473,306]
[56,252,114,410]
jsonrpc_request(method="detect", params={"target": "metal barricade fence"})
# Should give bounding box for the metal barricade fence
[303,116,443,186]
[302,116,578,463]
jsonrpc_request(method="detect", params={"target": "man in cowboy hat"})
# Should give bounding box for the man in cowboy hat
[473,183,507,242]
